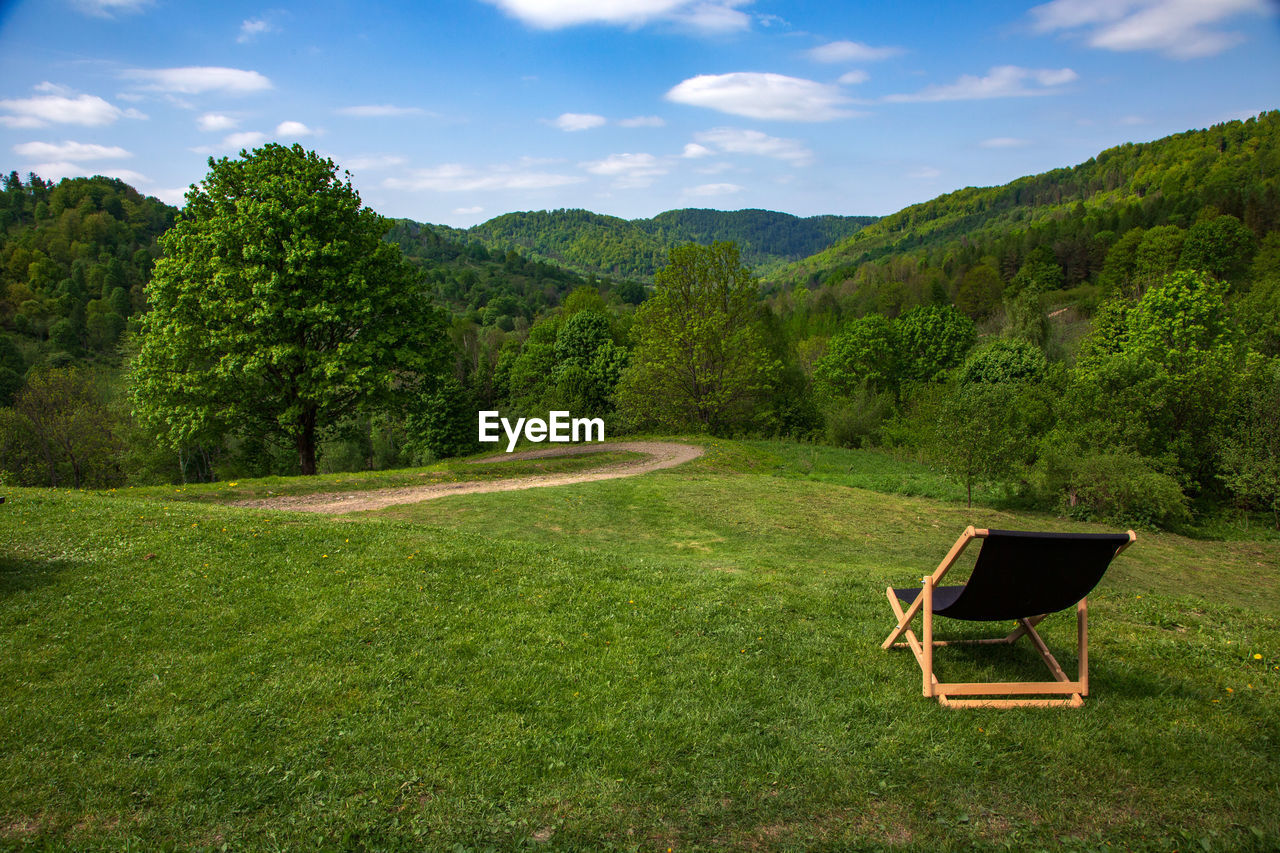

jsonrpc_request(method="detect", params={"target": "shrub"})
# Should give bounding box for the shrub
[823,382,894,448]
[1034,446,1190,528]
[957,338,1047,386]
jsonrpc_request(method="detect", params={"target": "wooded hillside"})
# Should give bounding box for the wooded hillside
[775,110,1279,302]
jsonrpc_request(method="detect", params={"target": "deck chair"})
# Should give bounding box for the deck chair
[882,526,1136,708]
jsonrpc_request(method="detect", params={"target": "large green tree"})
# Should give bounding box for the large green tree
[618,241,777,433]
[132,144,449,475]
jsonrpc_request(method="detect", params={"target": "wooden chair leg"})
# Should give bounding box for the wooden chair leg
[882,587,925,649]
[895,610,1089,708]
[922,576,933,697]
[1078,598,1088,696]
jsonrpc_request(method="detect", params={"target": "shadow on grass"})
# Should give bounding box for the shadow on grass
[0,553,76,596]
[927,638,1187,701]
[1088,668,1198,701]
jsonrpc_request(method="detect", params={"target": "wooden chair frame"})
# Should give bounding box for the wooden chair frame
[881,526,1136,708]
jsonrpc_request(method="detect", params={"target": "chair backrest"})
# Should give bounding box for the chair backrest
[937,529,1133,622]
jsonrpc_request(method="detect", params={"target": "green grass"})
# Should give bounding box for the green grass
[2,438,1278,851]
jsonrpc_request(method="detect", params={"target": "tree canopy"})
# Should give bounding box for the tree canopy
[618,241,777,433]
[132,144,449,475]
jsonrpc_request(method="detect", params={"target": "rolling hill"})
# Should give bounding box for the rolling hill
[460,207,878,280]
[771,110,1280,291]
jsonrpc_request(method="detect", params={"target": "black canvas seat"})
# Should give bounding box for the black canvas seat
[892,529,1132,622]
[882,526,1136,708]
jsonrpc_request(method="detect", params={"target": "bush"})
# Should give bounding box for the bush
[1034,446,1190,528]
[823,383,894,448]
[957,338,1047,386]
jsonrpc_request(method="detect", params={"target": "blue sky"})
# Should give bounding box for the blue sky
[1,0,1277,227]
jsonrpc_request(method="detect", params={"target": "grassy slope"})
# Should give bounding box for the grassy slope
[1,441,1277,851]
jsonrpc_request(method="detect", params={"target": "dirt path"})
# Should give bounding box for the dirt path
[232,441,705,514]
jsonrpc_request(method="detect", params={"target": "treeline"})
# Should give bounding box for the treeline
[464,207,876,280]
[470,209,666,281]
[647,209,878,272]
[775,111,1280,323]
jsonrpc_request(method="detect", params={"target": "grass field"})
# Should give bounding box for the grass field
[1,439,1278,851]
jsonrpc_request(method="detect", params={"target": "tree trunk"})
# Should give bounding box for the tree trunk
[39,440,57,488]
[297,410,317,476]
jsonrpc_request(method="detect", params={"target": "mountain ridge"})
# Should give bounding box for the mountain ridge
[451,207,878,281]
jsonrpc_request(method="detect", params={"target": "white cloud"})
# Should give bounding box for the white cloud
[480,0,750,31]
[667,1,751,31]
[197,112,238,131]
[682,142,714,158]
[581,152,663,175]
[454,206,485,215]
[807,40,903,63]
[13,141,131,161]
[275,120,314,137]
[908,166,942,179]
[838,70,870,85]
[344,154,407,171]
[618,115,666,128]
[884,66,1078,102]
[0,116,45,129]
[384,162,586,192]
[980,136,1030,148]
[666,72,857,122]
[580,152,668,188]
[685,182,743,196]
[552,112,607,131]
[124,66,272,94]
[1028,0,1268,59]
[238,17,276,43]
[0,93,125,127]
[1118,114,1150,125]
[335,104,427,118]
[30,161,148,184]
[693,127,813,165]
[224,131,268,149]
[72,0,149,16]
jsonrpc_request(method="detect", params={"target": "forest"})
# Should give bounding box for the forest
[466,207,877,280]
[0,111,1278,531]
